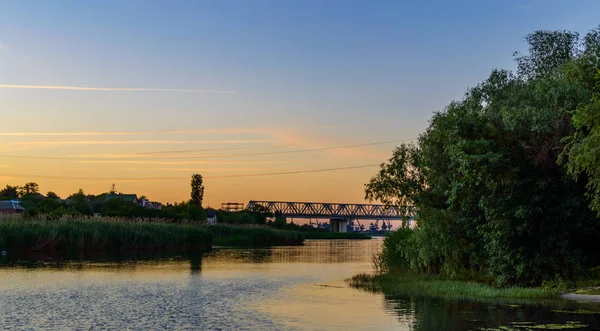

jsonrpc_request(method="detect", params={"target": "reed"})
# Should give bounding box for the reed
[0,215,213,253]
[347,273,557,299]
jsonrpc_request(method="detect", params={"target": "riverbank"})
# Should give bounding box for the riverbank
[347,273,557,300]
[0,217,308,256]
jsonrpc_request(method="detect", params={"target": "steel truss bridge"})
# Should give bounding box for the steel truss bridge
[246,200,413,220]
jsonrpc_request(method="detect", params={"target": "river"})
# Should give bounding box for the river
[1,239,600,330]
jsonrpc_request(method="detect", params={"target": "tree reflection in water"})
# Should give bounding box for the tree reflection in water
[383,294,600,330]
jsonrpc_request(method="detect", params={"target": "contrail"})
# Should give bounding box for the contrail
[0,84,235,93]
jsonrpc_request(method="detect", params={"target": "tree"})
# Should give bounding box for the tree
[514,29,580,79]
[190,174,204,207]
[272,211,287,229]
[67,189,92,215]
[46,191,60,199]
[561,69,600,216]
[0,185,19,200]
[18,182,39,197]
[366,26,600,286]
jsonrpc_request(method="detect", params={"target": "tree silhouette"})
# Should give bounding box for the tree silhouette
[190,174,204,207]
[46,191,60,199]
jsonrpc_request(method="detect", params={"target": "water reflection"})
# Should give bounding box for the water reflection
[1,239,599,330]
[383,295,600,330]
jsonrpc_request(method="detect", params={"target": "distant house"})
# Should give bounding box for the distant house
[206,209,217,224]
[0,200,26,214]
[104,193,138,204]
[140,198,162,210]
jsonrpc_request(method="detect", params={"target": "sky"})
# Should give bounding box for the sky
[1,0,599,206]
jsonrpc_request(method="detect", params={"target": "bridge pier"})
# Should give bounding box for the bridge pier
[329,218,348,233]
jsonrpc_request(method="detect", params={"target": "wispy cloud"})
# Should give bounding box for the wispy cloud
[268,129,390,160]
[0,128,267,136]
[121,167,270,172]
[10,140,272,146]
[77,160,287,165]
[0,84,235,93]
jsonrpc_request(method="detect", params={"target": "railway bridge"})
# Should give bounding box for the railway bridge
[245,200,414,232]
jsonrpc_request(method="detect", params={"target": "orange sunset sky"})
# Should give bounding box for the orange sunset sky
[2,1,596,205]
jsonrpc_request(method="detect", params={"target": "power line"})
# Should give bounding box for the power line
[0,138,415,161]
[210,164,379,178]
[177,139,414,160]
[0,164,380,181]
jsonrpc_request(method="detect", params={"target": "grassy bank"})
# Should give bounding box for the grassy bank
[0,216,213,253]
[347,273,557,300]
[205,225,304,246]
[302,232,372,240]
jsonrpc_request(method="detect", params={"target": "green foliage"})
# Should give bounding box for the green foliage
[272,211,287,229]
[366,26,600,286]
[0,185,19,200]
[190,174,204,207]
[216,210,257,224]
[378,227,414,273]
[561,70,600,216]
[102,199,206,221]
[45,191,60,200]
[347,273,556,300]
[18,182,39,197]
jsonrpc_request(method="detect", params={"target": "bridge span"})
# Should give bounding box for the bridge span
[245,200,413,221]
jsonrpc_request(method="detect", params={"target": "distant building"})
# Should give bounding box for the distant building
[221,202,244,212]
[0,200,26,214]
[104,193,138,204]
[206,209,217,224]
[140,198,162,210]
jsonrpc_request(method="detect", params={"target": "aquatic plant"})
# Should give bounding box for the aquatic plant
[347,273,557,300]
[0,215,213,253]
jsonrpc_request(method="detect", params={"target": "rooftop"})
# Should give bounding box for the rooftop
[0,200,26,211]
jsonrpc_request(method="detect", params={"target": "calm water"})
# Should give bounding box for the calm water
[1,239,600,330]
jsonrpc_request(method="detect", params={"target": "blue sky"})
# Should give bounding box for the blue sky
[0,0,599,203]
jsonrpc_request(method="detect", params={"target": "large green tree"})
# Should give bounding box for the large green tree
[561,70,600,217]
[366,26,600,286]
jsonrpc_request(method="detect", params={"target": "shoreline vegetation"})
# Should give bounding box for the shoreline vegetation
[0,216,214,254]
[349,26,600,301]
[347,273,557,300]
[0,215,369,258]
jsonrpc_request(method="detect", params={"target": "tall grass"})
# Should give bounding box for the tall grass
[347,273,557,300]
[205,224,304,246]
[0,215,213,253]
